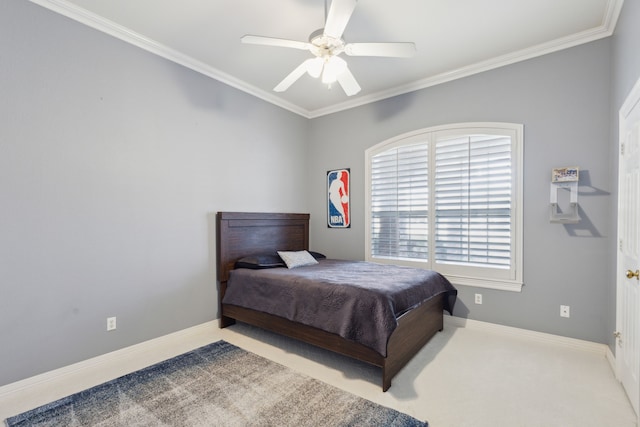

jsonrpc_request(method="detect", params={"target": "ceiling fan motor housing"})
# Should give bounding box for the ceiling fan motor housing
[309,28,345,58]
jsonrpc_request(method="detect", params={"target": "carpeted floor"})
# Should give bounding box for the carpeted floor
[5,341,427,426]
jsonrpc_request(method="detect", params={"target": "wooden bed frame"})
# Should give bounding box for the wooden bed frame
[216,211,445,391]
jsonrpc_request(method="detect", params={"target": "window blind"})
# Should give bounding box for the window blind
[434,134,512,268]
[370,143,429,260]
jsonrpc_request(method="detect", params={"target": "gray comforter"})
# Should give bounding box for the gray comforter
[223,259,457,357]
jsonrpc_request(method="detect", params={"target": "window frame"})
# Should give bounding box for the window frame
[365,122,523,292]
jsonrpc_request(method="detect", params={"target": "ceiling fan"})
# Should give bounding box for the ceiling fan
[241,0,416,96]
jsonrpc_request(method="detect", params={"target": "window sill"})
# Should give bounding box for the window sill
[445,274,523,292]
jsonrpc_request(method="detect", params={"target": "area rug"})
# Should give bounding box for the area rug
[5,340,427,426]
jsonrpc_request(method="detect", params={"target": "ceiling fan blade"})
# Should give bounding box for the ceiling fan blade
[274,59,313,92]
[345,42,416,58]
[241,35,311,51]
[337,67,361,96]
[324,0,358,39]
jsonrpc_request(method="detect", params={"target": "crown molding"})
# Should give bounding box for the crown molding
[28,0,311,118]
[309,3,622,118]
[30,0,624,120]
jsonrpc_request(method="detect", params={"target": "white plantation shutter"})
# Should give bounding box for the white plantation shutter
[366,123,523,291]
[434,134,512,268]
[370,143,429,260]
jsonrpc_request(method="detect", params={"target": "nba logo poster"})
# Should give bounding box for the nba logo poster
[327,168,350,228]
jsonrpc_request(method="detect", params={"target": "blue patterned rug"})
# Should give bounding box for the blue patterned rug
[5,340,427,426]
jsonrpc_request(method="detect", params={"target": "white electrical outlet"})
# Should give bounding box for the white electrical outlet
[560,305,570,318]
[107,317,117,331]
[475,293,483,304]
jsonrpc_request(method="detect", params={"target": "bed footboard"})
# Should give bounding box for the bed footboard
[383,294,444,391]
[220,294,445,392]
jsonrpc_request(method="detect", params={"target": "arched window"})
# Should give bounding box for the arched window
[365,123,523,291]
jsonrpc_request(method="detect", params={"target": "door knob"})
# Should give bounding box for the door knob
[626,269,640,280]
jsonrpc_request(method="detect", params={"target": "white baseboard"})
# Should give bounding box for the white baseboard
[3,317,611,399]
[444,315,608,355]
[606,345,618,378]
[1,316,616,419]
[0,320,218,416]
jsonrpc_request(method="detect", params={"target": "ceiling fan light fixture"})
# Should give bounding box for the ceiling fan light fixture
[321,55,347,84]
[305,57,324,78]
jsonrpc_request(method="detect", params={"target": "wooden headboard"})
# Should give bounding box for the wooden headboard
[216,212,310,282]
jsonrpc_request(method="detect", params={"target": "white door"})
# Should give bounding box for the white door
[616,76,640,418]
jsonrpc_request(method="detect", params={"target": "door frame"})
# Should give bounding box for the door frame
[616,74,640,421]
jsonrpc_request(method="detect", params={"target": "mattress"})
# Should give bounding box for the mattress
[223,259,457,356]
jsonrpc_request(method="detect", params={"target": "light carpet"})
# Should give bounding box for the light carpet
[5,340,427,426]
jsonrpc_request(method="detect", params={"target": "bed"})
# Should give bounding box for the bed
[216,211,456,391]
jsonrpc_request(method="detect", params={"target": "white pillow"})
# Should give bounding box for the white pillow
[277,250,319,269]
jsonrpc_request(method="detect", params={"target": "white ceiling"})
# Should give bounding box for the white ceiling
[31,0,623,118]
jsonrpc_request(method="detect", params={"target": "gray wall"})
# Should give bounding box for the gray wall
[0,0,308,387]
[2,0,638,388]
[608,0,640,350]
[308,39,613,344]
